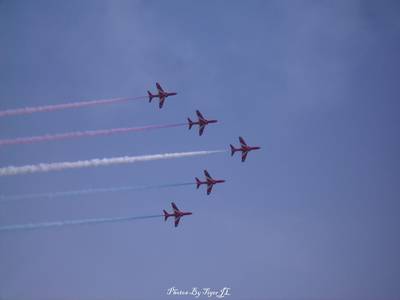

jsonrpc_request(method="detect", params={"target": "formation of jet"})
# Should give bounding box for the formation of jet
[188,110,218,136]
[195,170,225,195]
[230,136,261,162]
[147,82,177,109]
[163,202,192,227]
[146,83,260,227]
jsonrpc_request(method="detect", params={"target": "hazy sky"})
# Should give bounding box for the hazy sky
[0,1,399,299]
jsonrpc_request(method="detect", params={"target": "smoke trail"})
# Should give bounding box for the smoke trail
[0,182,195,202]
[0,150,226,177]
[0,123,187,147]
[0,96,147,117]
[0,214,163,232]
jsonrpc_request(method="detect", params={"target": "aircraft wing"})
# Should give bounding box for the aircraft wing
[196,110,205,120]
[204,170,212,179]
[159,96,165,108]
[241,151,248,162]
[199,124,205,136]
[156,82,164,93]
[239,136,247,147]
[174,216,181,227]
[207,185,213,195]
[171,202,180,213]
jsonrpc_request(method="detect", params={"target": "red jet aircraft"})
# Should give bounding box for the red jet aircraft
[163,202,192,227]
[230,136,261,162]
[195,170,225,195]
[147,82,177,109]
[188,110,218,136]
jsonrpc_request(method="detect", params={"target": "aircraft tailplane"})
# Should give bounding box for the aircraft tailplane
[147,91,153,102]
[188,118,194,129]
[163,210,169,221]
[195,177,201,189]
[230,144,237,156]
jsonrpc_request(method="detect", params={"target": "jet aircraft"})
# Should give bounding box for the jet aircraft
[195,170,225,195]
[230,136,261,162]
[163,202,192,227]
[147,82,177,109]
[188,110,218,136]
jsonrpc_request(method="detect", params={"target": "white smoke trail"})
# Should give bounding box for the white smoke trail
[0,150,226,177]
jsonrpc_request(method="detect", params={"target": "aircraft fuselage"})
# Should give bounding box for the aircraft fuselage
[192,119,217,125]
[207,178,225,185]
[159,92,177,98]
[241,146,261,152]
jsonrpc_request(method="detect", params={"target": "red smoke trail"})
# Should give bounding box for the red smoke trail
[0,96,147,117]
[0,123,187,147]
[0,214,164,232]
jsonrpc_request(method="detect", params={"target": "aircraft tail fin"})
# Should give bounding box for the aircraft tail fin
[188,118,194,130]
[195,177,201,189]
[163,210,169,221]
[147,91,153,102]
[230,144,237,156]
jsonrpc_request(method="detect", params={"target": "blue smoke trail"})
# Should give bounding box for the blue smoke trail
[0,214,163,232]
[0,182,195,202]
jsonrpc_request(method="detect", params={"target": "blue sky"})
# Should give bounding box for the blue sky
[0,1,400,299]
